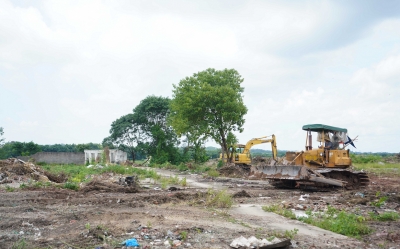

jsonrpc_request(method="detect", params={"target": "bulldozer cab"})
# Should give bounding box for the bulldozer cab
[287,124,353,168]
[302,124,349,151]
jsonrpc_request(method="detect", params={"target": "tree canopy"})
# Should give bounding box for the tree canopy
[170,68,247,162]
[104,96,181,164]
[0,127,4,147]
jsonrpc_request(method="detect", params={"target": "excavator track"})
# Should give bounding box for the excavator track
[251,165,369,191]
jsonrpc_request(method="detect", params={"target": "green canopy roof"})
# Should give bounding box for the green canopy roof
[302,124,347,133]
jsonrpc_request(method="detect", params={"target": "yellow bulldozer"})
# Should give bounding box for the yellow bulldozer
[251,124,369,190]
[220,135,277,171]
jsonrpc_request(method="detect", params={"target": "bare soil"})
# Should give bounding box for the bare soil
[1,164,400,249]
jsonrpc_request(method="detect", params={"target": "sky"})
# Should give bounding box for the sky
[1,0,399,153]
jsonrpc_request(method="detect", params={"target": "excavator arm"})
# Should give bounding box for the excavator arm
[242,135,277,161]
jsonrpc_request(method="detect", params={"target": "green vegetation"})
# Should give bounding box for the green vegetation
[352,162,400,176]
[205,189,233,208]
[170,68,247,164]
[262,204,297,219]
[180,231,188,241]
[11,238,27,249]
[207,169,220,178]
[263,205,371,238]
[297,206,371,238]
[369,211,399,221]
[268,228,299,240]
[5,185,15,192]
[62,182,79,191]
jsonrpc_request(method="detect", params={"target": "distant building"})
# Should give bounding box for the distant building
[84,149,127,164]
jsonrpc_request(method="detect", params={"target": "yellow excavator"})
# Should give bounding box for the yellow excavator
[220,135,277,171]
[250,124,369,190]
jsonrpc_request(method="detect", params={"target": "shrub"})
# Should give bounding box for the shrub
[207,169,220,178]
[369,211,400,221]
[63,182,79,191]
[205,189,233,208]
[262,205,296,220]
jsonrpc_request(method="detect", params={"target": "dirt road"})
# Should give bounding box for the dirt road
[1,168,399,249]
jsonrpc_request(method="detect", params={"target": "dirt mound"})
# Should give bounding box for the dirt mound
[0,158,67,185]
[80,179,139,193]
[218,163,248,178]
[232,190,252,198]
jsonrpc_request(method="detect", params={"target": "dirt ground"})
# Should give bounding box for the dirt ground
[1,164,400,249]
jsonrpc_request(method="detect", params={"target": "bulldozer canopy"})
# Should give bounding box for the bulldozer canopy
[302,124,347,133]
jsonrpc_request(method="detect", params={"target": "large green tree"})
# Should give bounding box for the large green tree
[103,113,144,161]
[104,96,181,164]
[170,68,247,163]
[133,96,180,164]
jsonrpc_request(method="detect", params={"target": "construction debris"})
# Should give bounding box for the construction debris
[230,236,291,249]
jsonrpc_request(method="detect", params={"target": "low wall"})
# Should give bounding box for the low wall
[17,152,85,164]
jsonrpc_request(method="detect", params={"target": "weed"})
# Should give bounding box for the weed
[169,175,180,185]
[62,182,79,191]
[298,206,371,238]
[369,211,400,221]
[19,183,27,189]
[180,177,187,187]
[217,160,223,168]
[178,163,188,171]
[147,221,152,228]
[205,189,233,208]
[160,178,169,190]
[85,223,91,230]
[284,228,299,239]
[33,181,43,188]
[180,231,188,241]
[262,205,296,220]
[371,196,388,208]
[5,185,15,192]
[207,169,220,178]
[11,238,27,249]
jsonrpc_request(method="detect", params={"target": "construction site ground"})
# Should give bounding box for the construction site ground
[1,164,400,249]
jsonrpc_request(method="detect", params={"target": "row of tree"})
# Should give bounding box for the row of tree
[0,139,103,159]
[103,68,247,164]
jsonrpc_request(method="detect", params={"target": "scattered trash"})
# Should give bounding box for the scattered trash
[122,238,139,247]
[230,236,291,249]
[299,194,309,201]
[355,192,365,198]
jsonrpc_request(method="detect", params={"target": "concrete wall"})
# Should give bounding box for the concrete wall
[17,152,84,164]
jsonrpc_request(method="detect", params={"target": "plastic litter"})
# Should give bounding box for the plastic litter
[122,238,139,247]
[355,192,365,198]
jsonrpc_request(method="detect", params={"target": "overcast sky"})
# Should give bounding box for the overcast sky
[1,0,399,153]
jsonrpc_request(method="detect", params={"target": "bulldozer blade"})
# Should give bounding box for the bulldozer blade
[251,165,310,180]
[251,165,346,187]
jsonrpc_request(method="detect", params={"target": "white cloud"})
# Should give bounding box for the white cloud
[0,0,399,152]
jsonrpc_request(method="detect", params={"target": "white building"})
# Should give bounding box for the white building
[84,149,127,164]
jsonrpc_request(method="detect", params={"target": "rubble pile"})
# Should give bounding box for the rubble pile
[0,158,67,185]
[218,163,249,178]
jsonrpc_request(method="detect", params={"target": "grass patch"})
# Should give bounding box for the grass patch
[62,182,79,191]
[298,206,371,238]
[353,162,400,176]
[263,205,371,238]
[205,189,233,208]
[11,238,27,249]
[262,204,296,220]
[207,169,220,178]
[369,211,400,221]
[5,185,15,192]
